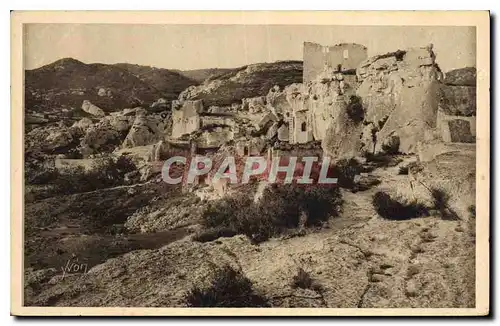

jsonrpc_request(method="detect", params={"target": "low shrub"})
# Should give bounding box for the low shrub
[372,191,429,220]
[468,205,476,219]
[51,155,137,195]
[330,158,362,189]
[346,95,364,123]
[430,187,459,220]
[200,184,343,243]
[184,265,268,307]
[291,268,313,289]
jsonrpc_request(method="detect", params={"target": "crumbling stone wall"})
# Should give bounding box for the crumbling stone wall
[303,42,367,83]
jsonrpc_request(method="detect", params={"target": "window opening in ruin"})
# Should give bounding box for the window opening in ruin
[343,49,349,59]
[244,146,249,156]
[301,122,307,132]
[337,64,342,72]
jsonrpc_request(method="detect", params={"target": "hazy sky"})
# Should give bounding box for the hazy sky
[24,24,476,72]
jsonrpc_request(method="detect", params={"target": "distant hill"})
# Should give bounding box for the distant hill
[179,61,303,107]
[175,68,235,83]
[25,58,198,113]
[114,63,199,99]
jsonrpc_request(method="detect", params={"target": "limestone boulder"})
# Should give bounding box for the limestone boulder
[97,88,113,97]
[71,118,94,133]
[277,124,289,142]
[80,124,121,157]
[122,112,169,148]
[81,100,105,117]
[107,115,135,132]
[151,98,169,112]
[242,96,266,114]
[45,129,74,150]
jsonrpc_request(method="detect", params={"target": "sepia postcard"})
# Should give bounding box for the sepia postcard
[11,11,490,316]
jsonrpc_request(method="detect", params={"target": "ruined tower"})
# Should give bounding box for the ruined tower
[303,42,368,83]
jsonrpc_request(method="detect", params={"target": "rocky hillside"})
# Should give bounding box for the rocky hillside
[179,61,303,107]
[114,63,199,100]
[175,68,235,83]
[25,58,196,113]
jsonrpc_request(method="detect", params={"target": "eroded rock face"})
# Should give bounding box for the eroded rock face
[79,120,124,156]
[122,111,170,148]
[45,129,74,151]
[321,96,364,159]
[81,100,106,117]
[71,118,94,133]
[356,45,443,154]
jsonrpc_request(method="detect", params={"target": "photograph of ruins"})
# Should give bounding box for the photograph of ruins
[22,22,479,310]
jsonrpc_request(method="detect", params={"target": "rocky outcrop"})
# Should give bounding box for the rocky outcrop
[81,100,105,117]
[71,117,93,131]
[150,98,168,111]
[242,96,267,114]
[122,111,170,148]
[79,120,125,157]
[322,96,364,159]
[26,125,79,154]
[45,129,74,151]
[356,45,443,154]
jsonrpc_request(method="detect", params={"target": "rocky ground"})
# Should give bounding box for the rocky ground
[23,53,477,308]
[24,149,476,308]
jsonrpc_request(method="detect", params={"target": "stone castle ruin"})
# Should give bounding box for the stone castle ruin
[169,41,476,162]
[303,42,368,82]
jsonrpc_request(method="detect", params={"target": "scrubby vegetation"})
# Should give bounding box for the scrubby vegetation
[346,95,364,123]
[372,187,461,221]
[26,155,137,199]
[372,191,429,220]
[330,158,362,189]
[184,265,268,307]
[430,187,459,220]
[197,184,343,243]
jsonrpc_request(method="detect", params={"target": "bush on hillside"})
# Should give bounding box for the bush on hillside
[200,184,343,243]
[372,191,429,220]
[184,265,268,307]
